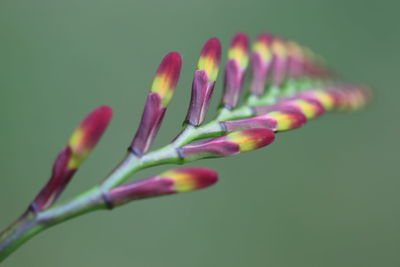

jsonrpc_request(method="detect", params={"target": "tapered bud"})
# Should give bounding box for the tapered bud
[250,33,274,96]
[297,90,336,111]
[179,128,275,161]
[108,168,218,206]
[222,110,307,132]
[221,33,250,109]
[271,37,288,87]
[279,99,326,119]
[185,38,221,126]
[226,128,275,152]
[32,106,113,211]
[130,52,182,155]
[254,98,325,119]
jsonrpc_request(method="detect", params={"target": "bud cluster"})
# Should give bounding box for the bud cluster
[28,31,370,214]
[28,31,370,215]
[0,31,371,262]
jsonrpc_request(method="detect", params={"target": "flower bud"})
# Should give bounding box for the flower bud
[222,110,307,132]
[32,106,113,211]
[179,128,275,161]
[68,106,113,168]
[254,98,325,119]
[108,168,218,206]
[130,52,182,155]
[221,33,250,109]
[297,90,336,111]
[185,38,221,126]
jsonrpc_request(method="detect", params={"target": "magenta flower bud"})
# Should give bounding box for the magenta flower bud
[250,33,274,96]
[222,110,307,132]
[222,115,278,132]
[32,106,113,212]
[108,167,218,207]
[130,52,182,156]
[221,33,250,109]
[286,98,326,118]
[185,38,222,126]
[179,128,275,161]
[296,90,337,111]
[254,98,325,119]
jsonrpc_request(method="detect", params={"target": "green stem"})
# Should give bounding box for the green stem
[0,187,106,263]
[0,211,41,262]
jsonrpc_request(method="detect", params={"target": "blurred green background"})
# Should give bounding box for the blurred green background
[0,0,398,266]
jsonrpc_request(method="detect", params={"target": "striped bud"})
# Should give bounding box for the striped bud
[185,38,222,126]
[221,33,250,109]
[254,98,325,119]
[297,90,336,111]
[130,52,182,155]
[68,106,113,168]
[179,128,275,161]
[250,33,274,96]
[222,110,307,132]
[266,111,307,131]
[279,99,325,119]
[108,168,218,206]
[32,106,113,211]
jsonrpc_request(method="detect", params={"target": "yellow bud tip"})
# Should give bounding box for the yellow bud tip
[198,37,222,82]
[161,168,218,193]
[151,52,182,106]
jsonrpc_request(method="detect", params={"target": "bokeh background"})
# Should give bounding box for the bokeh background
[0,0,398,266]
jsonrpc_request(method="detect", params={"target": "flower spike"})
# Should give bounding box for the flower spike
[221,33,250,109]
[185,38,222,126]
[108,168,218,207]
[178,128,275,161]
[130,52,182,156]
[0,32,372,262]
[32,106,113,212]
[250,33,274,96]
